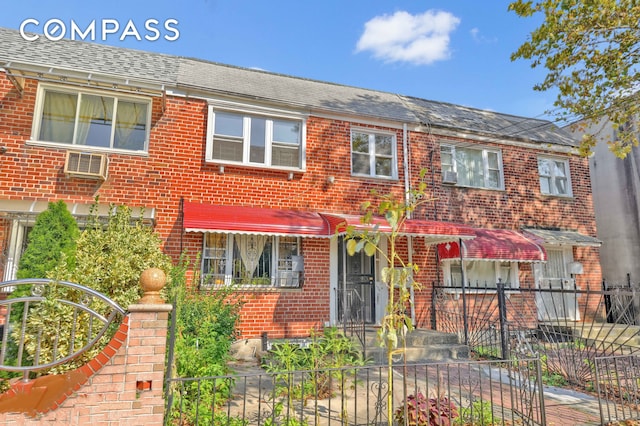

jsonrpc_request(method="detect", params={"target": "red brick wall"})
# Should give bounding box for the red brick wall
[0,72,601,338]
[0,305,170,425]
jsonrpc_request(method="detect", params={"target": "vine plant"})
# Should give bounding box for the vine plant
[343,169,431,425]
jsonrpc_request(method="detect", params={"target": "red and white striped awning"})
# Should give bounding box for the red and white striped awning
[438,228,547,262]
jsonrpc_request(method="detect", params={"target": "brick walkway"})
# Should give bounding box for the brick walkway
[222,360,617,425]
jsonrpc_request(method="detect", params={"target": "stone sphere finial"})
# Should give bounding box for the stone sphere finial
[139,268,167,304]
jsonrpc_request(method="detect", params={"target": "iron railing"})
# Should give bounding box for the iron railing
[0,279,125,380]
[165,358,546,425]
[595,353,640,424]
[426,282,640,391]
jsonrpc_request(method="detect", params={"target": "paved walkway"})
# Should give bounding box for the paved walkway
[223,359,628,425]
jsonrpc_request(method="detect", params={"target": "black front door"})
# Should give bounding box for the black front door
[337,238,375,324]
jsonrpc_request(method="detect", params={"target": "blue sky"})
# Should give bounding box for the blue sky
[0,1,557,122]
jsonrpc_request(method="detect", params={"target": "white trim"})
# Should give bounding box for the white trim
[30,83,152,154]
[350,127,399,180]
[206,105,306,171]
[440,142,505,190]
[537,155,574,197]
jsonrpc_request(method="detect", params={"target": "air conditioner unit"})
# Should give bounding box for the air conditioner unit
[442,171,458,185]
[64,151,108,180]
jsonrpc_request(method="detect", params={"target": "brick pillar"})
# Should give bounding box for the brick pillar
[0,268,173,425]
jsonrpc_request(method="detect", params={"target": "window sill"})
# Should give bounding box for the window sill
[26,140,149,156]
[200,284,302,292]
[205,159,306,175]
[441,184,505,192]
[350,173,399,182]
[443,288,520,296]
[539,192,574,199]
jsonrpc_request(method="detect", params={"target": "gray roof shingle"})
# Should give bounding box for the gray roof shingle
[0,26,577,147]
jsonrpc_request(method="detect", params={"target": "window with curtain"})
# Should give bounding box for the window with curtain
[351,129,397,179]
[444,260,518,289]
[201,233,302,288]
[441,144,503,189]
[207,107,304,170]
[34,85,150,152]
[538,156,572,196]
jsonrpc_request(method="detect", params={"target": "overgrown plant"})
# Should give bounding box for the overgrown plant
[455,400,495,426]
[166,254,245,426]
[9,201,172,376]
[343,169,431,425]
[262,326,366,402]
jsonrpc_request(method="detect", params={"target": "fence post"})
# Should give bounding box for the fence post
[431,285,437,330]
[497,281,509,360]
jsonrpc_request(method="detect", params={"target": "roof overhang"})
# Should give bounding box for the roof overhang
[522,228,602,247]
[0,199,155,224]
[438,228,547,262]
[1,60,166,98]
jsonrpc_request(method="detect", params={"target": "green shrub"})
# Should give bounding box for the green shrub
[166,254,245,426]
[17,200,78,279]
[455,400,495,425]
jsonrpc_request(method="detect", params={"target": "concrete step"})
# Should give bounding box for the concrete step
[365,343,470,365]
[572,323,640,348]
[352,327,468,364]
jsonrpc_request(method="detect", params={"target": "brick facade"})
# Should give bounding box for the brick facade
[0,53,601,339]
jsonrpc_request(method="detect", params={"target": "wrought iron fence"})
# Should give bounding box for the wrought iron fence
[427,283,640,391]
[165,358,546,425]
[595,353,640,424]
[0,279,125,380]
[336,286,367,359]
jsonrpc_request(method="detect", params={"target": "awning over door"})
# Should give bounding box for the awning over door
[522,228,602,247]
[438,228,547,262]
[322,213,475,243]
[182,202,331,237]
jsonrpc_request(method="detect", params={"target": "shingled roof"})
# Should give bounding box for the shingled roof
[0,27,576,147]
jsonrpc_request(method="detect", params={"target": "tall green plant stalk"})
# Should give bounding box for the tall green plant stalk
[344,169,431,426]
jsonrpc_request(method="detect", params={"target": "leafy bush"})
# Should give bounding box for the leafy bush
[52,203,173,308]
[12,202,172,376]
[166,254,245,426]
[17,200,78,279]
[394,391,459,426]
[455,400,495,426]
[261,327,367,401]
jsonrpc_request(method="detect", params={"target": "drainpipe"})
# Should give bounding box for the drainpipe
[403,123,416,325]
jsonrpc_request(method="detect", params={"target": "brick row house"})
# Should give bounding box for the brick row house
[0,27,602,339]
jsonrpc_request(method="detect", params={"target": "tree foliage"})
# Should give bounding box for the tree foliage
[343,169,430,426]
[17,200,79,279]
[509,0,640,158]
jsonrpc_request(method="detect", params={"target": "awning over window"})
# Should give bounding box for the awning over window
[322,213,475,243]
[438,228,547,262]
[522,228,602,247]
[182,202,331,237]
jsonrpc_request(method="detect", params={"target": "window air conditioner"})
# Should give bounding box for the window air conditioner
[64,151,108,180]
[442,171,458,185]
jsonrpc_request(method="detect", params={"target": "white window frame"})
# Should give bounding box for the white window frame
[537,156,573,197]
[30,83,152,153]
[205,105,307,171]
[200,233,303,288]
[440,143,504,190]
[442,260,519,291]
[350,128,398,179]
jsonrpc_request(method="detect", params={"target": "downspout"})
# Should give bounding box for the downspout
[403,123,417,325]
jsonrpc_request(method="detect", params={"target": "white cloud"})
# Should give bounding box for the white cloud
[355,10,460,65]
[470,27,497,44]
